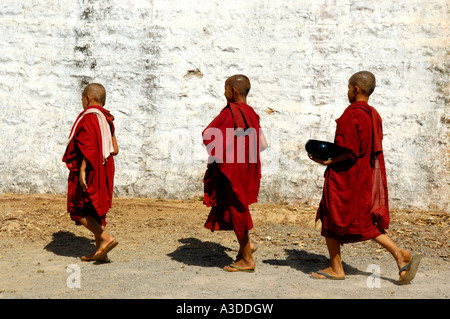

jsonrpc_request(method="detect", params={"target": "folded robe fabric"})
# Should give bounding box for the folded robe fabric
[316,101,389,244]
[202,102,262,239]
[62,106,115,225]
[67,107,114,164]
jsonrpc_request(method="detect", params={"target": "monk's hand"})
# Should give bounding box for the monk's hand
[308,153,332,166]
[79,170,88,192]
[79,156,88,192]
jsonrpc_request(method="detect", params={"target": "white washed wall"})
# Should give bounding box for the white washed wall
[0,0,448,212]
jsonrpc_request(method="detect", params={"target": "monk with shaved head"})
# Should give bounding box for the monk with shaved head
[308,71,421,284]
[202,74,268,272]
[348,70,376,97]
[63,83,119,262]
[83,83,107,106]
[225,74,251,96]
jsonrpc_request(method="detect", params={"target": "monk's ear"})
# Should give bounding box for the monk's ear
[353,85,360,95]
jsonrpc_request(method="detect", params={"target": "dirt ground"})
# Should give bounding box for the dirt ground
[0,193,448,300]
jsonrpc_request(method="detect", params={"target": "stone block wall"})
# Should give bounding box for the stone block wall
[0,0,448,212]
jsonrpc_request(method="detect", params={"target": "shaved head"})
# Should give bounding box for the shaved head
[83,83,106,106]
[349,71,376,96]
[226,74,251,96]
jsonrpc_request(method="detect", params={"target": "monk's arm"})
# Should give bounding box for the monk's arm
[308,152,352,166]
[112,133,119,155]
[79,156,88,192]
[260,129,268,152]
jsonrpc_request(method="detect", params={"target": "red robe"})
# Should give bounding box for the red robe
[202,102,262,240]
[316,101,389,244]
[62,106,115,226]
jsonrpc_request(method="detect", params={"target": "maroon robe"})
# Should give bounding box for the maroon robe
[62,106,115,226]
[203,102,262,240]
[316,101,389,244]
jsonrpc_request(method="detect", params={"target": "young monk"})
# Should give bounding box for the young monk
[62,83,119,262]
[202,74,268,272]
[308,71,421,284]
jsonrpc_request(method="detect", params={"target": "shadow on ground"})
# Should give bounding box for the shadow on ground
[263,249,398,284]
[167,237,235,268]
[44,231,94,258]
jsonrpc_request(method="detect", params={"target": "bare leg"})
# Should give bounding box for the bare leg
[235,239,255,262]
[78,216,115,259]
[224,233,255,272]
[311,237,345,279]
[373,234,411,280]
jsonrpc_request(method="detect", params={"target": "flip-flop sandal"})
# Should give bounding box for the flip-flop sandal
[311,271,345,280]
[224,265,255,273]
[82,254,111,263]
[94,257,111,263]
[93,240,118,261]
[81,254,94,262]
[398,254,422,285]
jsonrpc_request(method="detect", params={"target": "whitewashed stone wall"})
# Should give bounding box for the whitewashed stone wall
[0,0,448,212]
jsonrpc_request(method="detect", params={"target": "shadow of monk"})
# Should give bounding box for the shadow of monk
[167,237,234,269]
[44,230,94,258]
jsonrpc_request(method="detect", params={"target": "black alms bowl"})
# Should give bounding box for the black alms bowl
[305,139,342,160]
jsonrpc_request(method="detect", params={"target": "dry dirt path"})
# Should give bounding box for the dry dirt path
[0,194,448,301]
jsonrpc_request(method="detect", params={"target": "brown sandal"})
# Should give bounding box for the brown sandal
[81,254,111,263]
[92,240,118,261]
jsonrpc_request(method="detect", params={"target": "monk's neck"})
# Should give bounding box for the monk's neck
[232,97,247,104]
[354,96,369,103]
[84,104,102,110]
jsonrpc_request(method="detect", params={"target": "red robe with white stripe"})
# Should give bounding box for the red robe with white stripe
[62,106,115,226]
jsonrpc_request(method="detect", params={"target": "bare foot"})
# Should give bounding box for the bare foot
[81,253,110,262]
[224,259,255,272]
[92,236,118,260]
[396,249,412,280]
[96,235,115,252]
[224,265,255,272]
[311,267,345,279]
